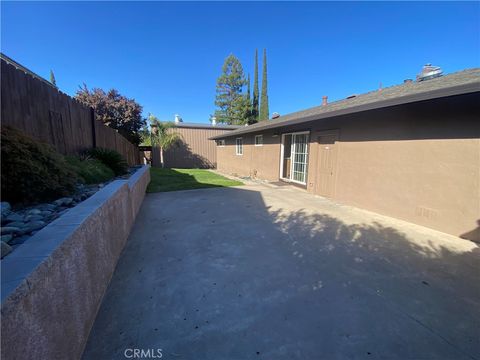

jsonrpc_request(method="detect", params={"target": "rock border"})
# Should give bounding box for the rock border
[1,165,150,360]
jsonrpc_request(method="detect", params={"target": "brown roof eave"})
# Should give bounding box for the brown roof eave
[209,82,479,140]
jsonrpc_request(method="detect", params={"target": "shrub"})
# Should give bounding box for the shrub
[1,126,77,204]
[87,148,128,176]
[65,156,115,184]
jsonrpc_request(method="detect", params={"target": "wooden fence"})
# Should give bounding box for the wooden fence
[1,56,141,165]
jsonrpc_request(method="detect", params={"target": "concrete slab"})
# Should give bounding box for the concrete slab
[83,183,480,360]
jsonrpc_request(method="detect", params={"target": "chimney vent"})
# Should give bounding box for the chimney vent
[416,63,443,81]
[322,96,328,106]
[271,112,280,119]
[211,116,217,126]
[174,114,182,123]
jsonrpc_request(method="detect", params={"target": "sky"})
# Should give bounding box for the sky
[2,1,479,123]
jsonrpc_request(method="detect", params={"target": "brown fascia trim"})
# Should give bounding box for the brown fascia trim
[209,83,480,140]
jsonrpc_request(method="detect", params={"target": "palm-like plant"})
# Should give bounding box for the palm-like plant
[149,115,182,168]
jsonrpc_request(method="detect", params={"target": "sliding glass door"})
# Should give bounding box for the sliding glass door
[280,132,309,184]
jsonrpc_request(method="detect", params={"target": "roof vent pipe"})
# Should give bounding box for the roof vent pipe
[416,63,443,81]
[211,116,217,126]
[322,96,328,106]
[174,114,182,123]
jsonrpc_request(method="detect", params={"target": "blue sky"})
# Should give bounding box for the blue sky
[2,1,479,123]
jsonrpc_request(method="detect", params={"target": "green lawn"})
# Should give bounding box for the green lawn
[147,168,243,193]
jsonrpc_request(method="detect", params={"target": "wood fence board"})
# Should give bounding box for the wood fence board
[1,58,140,165]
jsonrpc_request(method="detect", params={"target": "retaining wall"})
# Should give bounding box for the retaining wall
[1,165,150,359]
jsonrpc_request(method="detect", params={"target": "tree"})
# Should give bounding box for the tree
[214,54,249,125]
[139,124,152,146]
[252,49,259,121]
[259,49,269,121]
[50,70,56,87]
[76,85,146,145]
[245,73,257,125]
[246,73,251,103]
[148,115,182,168]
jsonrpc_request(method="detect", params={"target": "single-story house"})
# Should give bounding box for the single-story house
[152,120,240,168]
[210,68,480,241]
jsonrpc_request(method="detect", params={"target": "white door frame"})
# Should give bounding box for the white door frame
[279,131,310,185]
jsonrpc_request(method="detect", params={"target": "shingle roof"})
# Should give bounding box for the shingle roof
[210,68,480,139]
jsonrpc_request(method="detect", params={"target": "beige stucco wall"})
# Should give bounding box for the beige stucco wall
[215,93,480,240]
[314,95,479,240]
[217,131,281,181]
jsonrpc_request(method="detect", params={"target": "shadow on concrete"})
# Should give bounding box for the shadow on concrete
[460,219,480,243]
[82,186,480,360]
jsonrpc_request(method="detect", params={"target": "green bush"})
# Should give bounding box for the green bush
[1,126,77,204]
[87,147,128,176]
[65,156,115,184]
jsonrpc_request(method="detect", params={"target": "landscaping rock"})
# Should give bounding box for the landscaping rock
[0,167,137,257]
[47,213,59,221]
[6,221,25,229]
[9,235,29,246]
[23,221,46,233]
[5,213,24,223]
[1,202,11,217]
[38,203,56,211]
[54,197,74,207]
[27,208,42,215]
[1,227,21,235]
[1,241,12,258]
[25,214,44,222]
[1,234,13,244]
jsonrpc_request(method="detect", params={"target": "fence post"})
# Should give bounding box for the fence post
[91,108,97,148]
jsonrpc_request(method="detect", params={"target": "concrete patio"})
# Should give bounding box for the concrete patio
[82,183,480,360]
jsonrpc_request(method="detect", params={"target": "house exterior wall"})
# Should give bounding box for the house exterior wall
[152,127,235,168]
[215,93,480,240]
[217,130,281,181]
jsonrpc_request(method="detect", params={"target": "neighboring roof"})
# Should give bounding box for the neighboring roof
[170,122,241,130]
[210,68,480,139]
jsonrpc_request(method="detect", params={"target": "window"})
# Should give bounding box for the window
[217,139,225,147]
[255,135,263,146]
[236,138,243,155]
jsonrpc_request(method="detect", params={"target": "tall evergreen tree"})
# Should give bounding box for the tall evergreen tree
[245,73,257,124]
[49,70,57,87]
[252,49,259,121]
[214,54,249,125]
[259,49,269,121]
